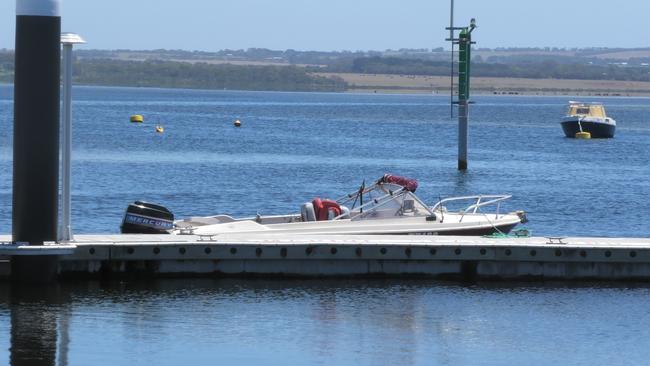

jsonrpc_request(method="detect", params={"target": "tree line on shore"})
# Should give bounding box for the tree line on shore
[0,54,347,92]
[74,47,650,66]
[2,50,650,91]
[73,59,347,91]
[321,56,650,82]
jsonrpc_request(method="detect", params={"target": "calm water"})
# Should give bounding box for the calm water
[2,86,650,365]
[2,86,650,236]
[3,280,650,366]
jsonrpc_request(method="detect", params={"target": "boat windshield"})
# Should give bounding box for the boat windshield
[567,103,606,118]
[346,183,433,221]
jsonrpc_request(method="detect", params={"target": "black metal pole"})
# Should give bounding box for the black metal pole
[12,0,61,244]
[12,0,61,283]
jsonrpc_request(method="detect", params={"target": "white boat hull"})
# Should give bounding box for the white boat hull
[179,212,523,237]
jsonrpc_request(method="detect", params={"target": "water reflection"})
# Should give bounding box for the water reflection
[2,284,69,366]
[1,279,649,365]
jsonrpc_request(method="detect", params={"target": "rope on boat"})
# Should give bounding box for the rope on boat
[483,228,531,239]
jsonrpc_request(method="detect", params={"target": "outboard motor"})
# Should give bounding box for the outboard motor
[121,201,174,234]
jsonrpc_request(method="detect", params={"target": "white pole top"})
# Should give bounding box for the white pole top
[61,32,86,45]
[16,0,60,17]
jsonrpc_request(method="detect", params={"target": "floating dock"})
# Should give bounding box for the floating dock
[3,234,650,280]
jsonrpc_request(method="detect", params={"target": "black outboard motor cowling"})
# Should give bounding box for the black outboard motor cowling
[121,201,174,234]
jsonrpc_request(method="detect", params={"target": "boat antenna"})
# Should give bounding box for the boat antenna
[359,179,365,213]
[438,195,444,222]
[350,179,364,210]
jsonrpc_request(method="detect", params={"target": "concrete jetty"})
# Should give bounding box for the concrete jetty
[3,234,650,280]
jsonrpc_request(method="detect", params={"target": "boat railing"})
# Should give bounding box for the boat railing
[430,194,512,221]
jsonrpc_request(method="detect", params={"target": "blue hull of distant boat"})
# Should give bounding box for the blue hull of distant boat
[561,120,615,138]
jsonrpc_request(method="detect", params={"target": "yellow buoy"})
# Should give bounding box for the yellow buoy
[130,114,144,123]
[155,125,164,133]
[234,119,242,127]
[575,131,591,139]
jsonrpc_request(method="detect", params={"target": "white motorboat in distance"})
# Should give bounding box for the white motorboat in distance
[561,101,616,138]
[121,174,528,236]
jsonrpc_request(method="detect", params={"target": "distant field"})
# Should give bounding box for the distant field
[87,53,323,67]
[472,49,650,60]
[472,50,578,57]
[316,72,650,96]
[589,50,650,60]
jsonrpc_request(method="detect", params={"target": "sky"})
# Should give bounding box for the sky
[1,0,649,51]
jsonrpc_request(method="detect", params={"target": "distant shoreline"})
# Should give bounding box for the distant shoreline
[3,78,650,97]
[319,73,650,97]
[6,48,650,96]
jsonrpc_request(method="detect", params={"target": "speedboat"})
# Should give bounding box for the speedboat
[121,174,528,236]
[560,101,616,138]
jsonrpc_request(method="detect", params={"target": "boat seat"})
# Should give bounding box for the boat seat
[325,205,350,220]
[402,199,415,212]
[301,202,317,222]
[311,198,324,220]
[316,198,341,221]
[339,205,350,219]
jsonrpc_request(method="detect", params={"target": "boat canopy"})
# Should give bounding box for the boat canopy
[378,174,418,192]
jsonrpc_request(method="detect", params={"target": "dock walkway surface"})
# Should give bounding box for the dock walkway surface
[2,234,650,280]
